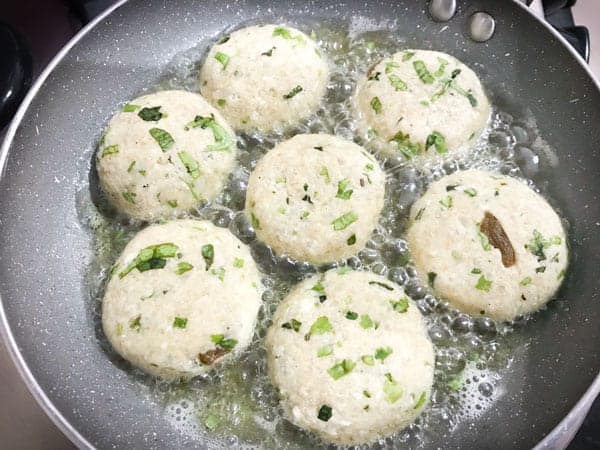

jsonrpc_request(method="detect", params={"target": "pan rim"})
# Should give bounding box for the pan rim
[0,0,598,448]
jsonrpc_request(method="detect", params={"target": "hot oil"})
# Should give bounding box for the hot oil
[78,18,558,450]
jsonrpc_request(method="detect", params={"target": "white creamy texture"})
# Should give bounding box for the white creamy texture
[266,269,434,445]
[199,24,329,132]
[97,90,237,221]
[102,220,262,379]
[245,134,385,265]
[354,49,491,163]
[407,170,568,321]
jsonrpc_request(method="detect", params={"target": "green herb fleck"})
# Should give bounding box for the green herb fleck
[233,258,244,268]
[202,244,214,271]
[319,166,330,183]
[557,269,566,280]
[272,27,305,45]
[217,98,226,107]
[317,405,332,422]
[283,85,303,99]
[328,359,356,380]
[250,212,261,230]
[210,334,237,349]
[413,391,427,409]
[337,266,352,275]
[520,276,532,286]
[389,130,423,159]
[478,228,492,251]
[332,212,358,231]
[390,297,409,313]
[122,192,136,204]
[211,267,225,282]
[361,355,375,366]
[427,272,437,288]
[471,268,482,274]
[363,390,372,398]
[216,35,230,44]
[176,262,193,275]
[101,144,119,157]
[214,51,230,70]
[525,230,562,261]
[122,103,140,112]
[149,128,174,151]
[282,319,302,332]
[336,178,353,199]
[369,280,394,291]
[464,188,477,197]
[138,106,163,121]
[119,243,179,278]
[127,161,136,172]
[415,207,425,221]
[360,314,375,329]
[413,60,435,84]
[375,346,393,361]
[178,151,201,179]
[434,58,449,77]
[306,316,333,340]
[167,199,178,208]
[129,315,141,331]
[345,311,358,320]
[185,113,234,152]
[370,96,382,114]
[347,234,356,246]
[383,373,403,403]
[425,131,448,154]
[439,195,453,209]
[173,317,188,328]
[388,74,408,91]
[475,275,492,292]
[261,46,275,56]
[317,345,333,357]
[402,51,415,61]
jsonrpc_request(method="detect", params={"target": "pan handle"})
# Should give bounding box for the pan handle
[527,0,590,62]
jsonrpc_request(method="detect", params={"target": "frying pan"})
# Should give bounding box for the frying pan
[0,0,599,448]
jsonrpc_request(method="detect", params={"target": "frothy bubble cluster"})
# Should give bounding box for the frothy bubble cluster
[79,18,558,450]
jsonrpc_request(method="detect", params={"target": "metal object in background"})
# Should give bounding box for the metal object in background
[0,0,599,449]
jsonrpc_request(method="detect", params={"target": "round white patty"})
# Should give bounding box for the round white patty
[407,170,568,321]
[245,134,385,265]
[354,49,491,163]
[97,90,237,221]
[266,269,434,445]
[102,220,262,379]
[199,24,329,132]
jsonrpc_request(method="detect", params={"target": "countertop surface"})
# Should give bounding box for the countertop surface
[0,1,598,449]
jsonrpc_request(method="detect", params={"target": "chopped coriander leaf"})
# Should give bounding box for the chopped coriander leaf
[283,85,303,99]
[178,151,201,179]
[122,103,140,112]
[389,130,422,159]
[149,128,174,151]
[101,144,119,157]
[425,131,448,154]
[204,414,219,430]
[272,26,305,45]
[557,269,566,280]
[311,280,325,296]
[306,316,333,340]
[217,98,226,107]
[390,297,409,313]
[214,51,230,70]
[233,258,244,268]
[385,61,400,73]
[375,346,393,361]
[115,323,123,336]
[520,276,532,286]
[471,268,482,274]
[369,280,394,291]
[250,212,261,230]
[370,96,383,114]
[434,58,449,77]
[317,345,333,357]
[129,315,141,331]
[337,266,352,275]
[138,169,147,176]
[475,275,492,292]
[439,195,453,209]
[185,113,234,152]
[319,166,330,183]
[210,267,225,282]
[359,314,375,329]
[176,262,193,275]
[122,192,136,204]
[317,405,332,422]
[201,244,214,271]
[427,272,437,288]
[363,390,371,398]
[328,359,356,380]
[282,318,302,332]
[138,106,163,121]
[347,234,357,246]
[402,51,415,61]
[525,230,562,261]
[413,391,427,409]
[173,317,188,328]
[361,355,375,366]
[332,212,358,231]
[388,74,408,91]
[167,199,178,208]
[383,373,403,403]
[127,161,136,172]
[261,46,275,56]
[367,71,381,81]
[464,188,477,197]
[413,60,435,84]
[345,311,358,320]
[478,228,492,251]
[446,184,458,191]
[119,243,179,278]
[365,163,374,171]
[301,211,310,219]
[535,266,546,273]
[336,178,353,199]
[415,207,425,221]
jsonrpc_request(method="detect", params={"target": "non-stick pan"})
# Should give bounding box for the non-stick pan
[0,0,599,448]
